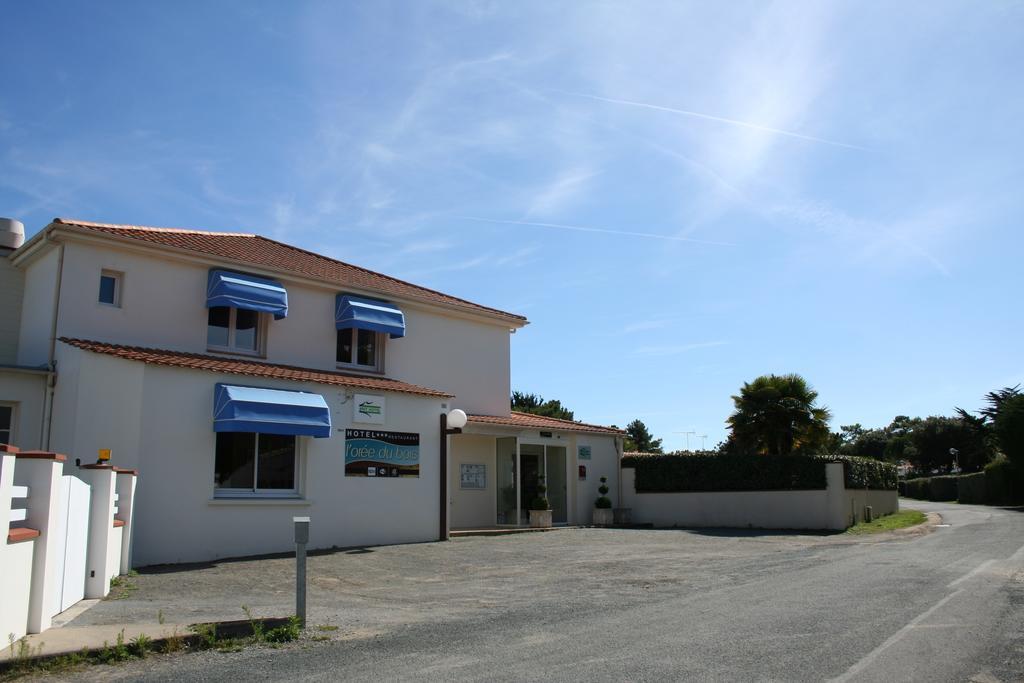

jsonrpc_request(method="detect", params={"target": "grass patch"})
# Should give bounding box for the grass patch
[846,509,926,535]
[1,611,306,679]
[107,575,138,600]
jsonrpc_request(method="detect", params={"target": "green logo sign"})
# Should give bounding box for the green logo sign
[358,401,382,417]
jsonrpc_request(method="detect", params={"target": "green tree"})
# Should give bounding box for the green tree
[726,374,832,455]
[909,416,989,473]
[511,391,574,421]
[623,419,663,453]
[994,394,1024,463]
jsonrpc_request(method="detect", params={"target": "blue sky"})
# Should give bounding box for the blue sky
[2,2,1022,450]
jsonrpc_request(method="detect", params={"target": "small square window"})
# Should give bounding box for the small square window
[98,271,122,307]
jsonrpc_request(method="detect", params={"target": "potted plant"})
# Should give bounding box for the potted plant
[593,476,614,526]
[528,475,552,528]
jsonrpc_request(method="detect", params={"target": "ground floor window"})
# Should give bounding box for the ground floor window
[0,403,13,445]
[214,432,298,496]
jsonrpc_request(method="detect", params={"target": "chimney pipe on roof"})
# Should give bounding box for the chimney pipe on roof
[0,217,25,249]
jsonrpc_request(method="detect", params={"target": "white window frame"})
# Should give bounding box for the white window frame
[213,432,302,499]
[336,328,385,373]
[98,269,123,308]
[207,307,267,357]
[0,402,15,446]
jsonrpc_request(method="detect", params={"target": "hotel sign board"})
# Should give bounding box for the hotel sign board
[345,429,419,478]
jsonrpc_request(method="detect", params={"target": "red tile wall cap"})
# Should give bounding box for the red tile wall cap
[16,450,68,461]
[0,444,19,453]
[60,338,454,398]
[466,411,626,435]
[113,519,126,528]
[114,467,139,476]
[52,218,527,325]
[8,527,41,544]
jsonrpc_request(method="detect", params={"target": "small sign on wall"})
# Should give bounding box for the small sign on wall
[578,445,592,460]
[353,394,386,425]
[460,463,486,490]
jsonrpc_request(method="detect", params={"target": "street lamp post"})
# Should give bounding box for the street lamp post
[439,409,467,541]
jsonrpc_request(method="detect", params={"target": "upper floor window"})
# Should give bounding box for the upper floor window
[337,328,383,372]
[208,307,264,355]
[0,404,13,445]
[98,270,123,307]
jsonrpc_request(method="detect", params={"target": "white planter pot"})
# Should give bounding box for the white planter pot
[592,508,614,526]
[529,509,552,528]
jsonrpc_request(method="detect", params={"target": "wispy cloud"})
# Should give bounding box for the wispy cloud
[621,319,671,334]
[526,167,600,218]
[562,91,865,151]
[633,341,730,356]
[770,199,955,277]
[454,216,735,246]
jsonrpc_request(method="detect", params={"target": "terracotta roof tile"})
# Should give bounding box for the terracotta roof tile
[60,338,453,398]
[467,411,624,435]
[53,218,527,325]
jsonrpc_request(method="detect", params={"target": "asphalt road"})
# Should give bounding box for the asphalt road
[55,501,1024,682]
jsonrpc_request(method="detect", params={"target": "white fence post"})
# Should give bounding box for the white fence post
[114,468,138,575]
[78,464,118,599]
[15,451,67,634]
[1,446,15,540]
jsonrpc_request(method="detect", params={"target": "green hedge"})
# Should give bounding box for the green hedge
[839,456,899,491]
[901,475,958,501]
[957,472,986,504]
[620,453,896,493]
[901,463,1024,505]
[983,458,1024,505]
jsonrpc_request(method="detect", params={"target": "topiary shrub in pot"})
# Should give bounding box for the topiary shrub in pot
[529,475,552,528]
[593,476,614,526]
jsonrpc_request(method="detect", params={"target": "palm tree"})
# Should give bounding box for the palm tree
[726,374,832,455]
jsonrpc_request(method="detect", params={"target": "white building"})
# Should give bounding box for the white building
[0,217,623,566]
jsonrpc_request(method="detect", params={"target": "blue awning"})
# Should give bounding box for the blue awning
[207,270,289,320]
[213,384,331,438]
[335,295,405,338]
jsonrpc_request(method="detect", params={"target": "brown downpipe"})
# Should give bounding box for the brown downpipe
[40,234,65,451]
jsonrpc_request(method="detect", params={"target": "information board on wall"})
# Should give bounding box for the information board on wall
[460,463,486,489]
[345,429,420,477]
[578,445,592,460]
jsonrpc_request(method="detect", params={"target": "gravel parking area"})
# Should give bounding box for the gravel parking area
[69,527,849,634]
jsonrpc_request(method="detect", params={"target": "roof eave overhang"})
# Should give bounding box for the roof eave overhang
[31,223,529,329]
[464,417,624,437]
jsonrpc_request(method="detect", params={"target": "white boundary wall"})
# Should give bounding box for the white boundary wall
[621,463,898,531]
[0,448,137,641]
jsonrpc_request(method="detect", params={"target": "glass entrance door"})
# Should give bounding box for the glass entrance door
[519,445,543,525]
[546,446,567,524]
[495,437,517,525]
[517,444,568,525]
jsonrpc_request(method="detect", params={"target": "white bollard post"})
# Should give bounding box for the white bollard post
[294,516,309,628]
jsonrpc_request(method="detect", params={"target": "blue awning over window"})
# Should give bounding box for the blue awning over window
[213,384,331,438]
[207,270,289,319]
[335,295,405,338]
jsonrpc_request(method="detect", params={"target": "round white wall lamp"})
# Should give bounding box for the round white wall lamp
[446,409,468,430]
